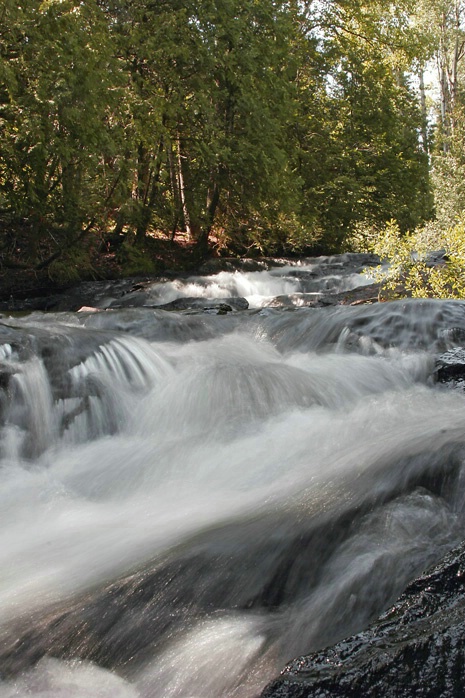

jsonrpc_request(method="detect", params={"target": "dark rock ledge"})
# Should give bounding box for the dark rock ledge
[436,347,465,391]
[262,541,465,698]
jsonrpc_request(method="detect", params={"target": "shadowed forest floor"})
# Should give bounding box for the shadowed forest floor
[0,235,201,303]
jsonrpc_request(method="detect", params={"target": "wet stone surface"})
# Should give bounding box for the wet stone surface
[436,347,465,390]
[262,542,465,697]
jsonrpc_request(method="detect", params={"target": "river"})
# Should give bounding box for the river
[0,253,464,697]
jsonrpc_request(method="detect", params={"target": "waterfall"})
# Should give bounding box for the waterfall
[0,256,465,698]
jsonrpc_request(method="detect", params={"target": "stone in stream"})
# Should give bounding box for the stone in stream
[151,296,249,312]
[436,346,465,390]
[105,293,249,312]
[261,541,465,698]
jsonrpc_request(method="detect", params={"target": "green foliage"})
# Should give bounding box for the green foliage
[219,210,323,256]
[0,0,128,257]
[291,0,433,250]
[0,0,440,271]
[47,246,96,284]
[116,238,160,276]
[370,219,465,299]
[342,222,382,253]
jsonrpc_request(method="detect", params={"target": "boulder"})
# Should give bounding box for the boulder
[152,296,249,312]
[262,541,465,698]
[436,347,465,390]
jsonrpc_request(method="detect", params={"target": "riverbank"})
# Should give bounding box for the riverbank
[0,235,198,305]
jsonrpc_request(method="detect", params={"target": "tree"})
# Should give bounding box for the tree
[164,0,300,252]
[413,0,465,150]
[294,0,433,249]
[412,0,465,233]
[0,0,440,269]
[0,0,125,271]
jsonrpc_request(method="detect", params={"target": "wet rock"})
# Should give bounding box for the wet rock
[265,293,322,308]
[152,296,249,312]
[77,306,102,313]
[262,541,465,698]
[0,277,162,313]
[436,347,465,390]
[315,282,381,307]
[108,291,151,308]
[196,257,285,274]
[425,249,448,267]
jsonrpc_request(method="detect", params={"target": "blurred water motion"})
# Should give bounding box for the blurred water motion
[0,257,465,697]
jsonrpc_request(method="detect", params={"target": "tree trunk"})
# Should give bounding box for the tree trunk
[436,1,465,153]
[136,137,165,242]
[176,135,192,239]
[419,69,429,154]
[195,179,220,256]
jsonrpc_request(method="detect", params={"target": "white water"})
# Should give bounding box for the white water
[1,258,465,697]
[104,254,374,309]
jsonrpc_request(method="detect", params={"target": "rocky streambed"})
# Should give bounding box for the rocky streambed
[0,253,464,698]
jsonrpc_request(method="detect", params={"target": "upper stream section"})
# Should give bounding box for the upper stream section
[1,252,380,313]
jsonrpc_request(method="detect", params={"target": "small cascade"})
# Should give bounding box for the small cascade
[115,254,374,310]
[1,356,55,459]
[134,269,303,308]
[62,336,172,443]
[258,298,465,353]
[0,332,172,455]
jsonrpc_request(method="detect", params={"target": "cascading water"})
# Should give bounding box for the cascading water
[0,254,465,698]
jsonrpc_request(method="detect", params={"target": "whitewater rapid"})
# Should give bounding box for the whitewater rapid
[0,256,464,697]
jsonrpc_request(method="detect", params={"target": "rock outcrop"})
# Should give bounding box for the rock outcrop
[262,541,465,697]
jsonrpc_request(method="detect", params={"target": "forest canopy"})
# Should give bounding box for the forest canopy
[0,0,464,280]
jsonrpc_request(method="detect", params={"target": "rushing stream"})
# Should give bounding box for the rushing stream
[0,254,465,697]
